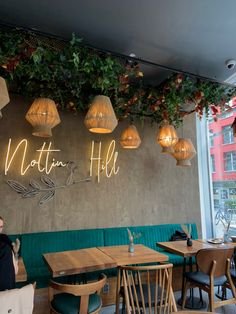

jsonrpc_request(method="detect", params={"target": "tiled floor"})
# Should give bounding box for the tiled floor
[34,288,236,313]
[100,289,236,313]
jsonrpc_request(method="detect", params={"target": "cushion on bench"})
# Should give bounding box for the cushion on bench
[13,223,198,288]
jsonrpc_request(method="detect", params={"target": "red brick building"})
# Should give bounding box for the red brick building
[209,97,236,209]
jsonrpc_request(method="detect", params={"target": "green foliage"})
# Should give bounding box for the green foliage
[0,27,235,126]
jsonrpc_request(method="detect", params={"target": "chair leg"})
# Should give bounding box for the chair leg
[121,297,125,314]
[199,288,203,303]
[182,279,189,309]
[222,285,227,300]
[208,290,214,312]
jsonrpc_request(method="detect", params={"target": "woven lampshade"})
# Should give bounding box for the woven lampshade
[0,77,10,118]
[232,117,236,137]
[120,124,141,149]
[25,98,61,137]
[172,138,196,166]
[84,95,118,133]
[156,124,178,153]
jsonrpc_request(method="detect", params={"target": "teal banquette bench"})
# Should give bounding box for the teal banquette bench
[9,223,198,288]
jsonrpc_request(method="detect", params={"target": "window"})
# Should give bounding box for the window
[229,188,236,196]
[221,189,228,199]
[220,111,233,120]
[197,104,236,239]
[224,151,236,171]
[210,155,215,172]
[222,125,234,144]
[209,130,214,147]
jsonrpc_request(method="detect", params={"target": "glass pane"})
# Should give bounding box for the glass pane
[208,99,236,238]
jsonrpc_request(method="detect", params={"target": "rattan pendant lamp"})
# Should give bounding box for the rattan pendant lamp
[156,122,178,153]
[172,138,196,166]
[120,124,141,149]
[84,95,118,133]
[25,98,61,137]
[0,77,10,118]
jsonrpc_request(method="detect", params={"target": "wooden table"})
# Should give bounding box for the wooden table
[157,239,215,257]
[16,257,27,282]
[97,244,168,265]
[197,238,236,248]
[43,247,117,278]
[157,239,236,310]
[98,244,169,314]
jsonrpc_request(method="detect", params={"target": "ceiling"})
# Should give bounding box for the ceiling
[1,0,236,85]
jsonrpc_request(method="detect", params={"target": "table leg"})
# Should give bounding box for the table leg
[115,267,121,314]
[178,256,186,305]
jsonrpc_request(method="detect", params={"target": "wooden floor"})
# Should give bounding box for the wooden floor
[33,288,236,314]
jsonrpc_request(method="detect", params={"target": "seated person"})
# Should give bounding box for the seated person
[0,216,18,291]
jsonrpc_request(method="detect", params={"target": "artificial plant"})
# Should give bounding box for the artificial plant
[0,27,235,127]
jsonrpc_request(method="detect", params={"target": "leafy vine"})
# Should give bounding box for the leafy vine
[0,27,235,126]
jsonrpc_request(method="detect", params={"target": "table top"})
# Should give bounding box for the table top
[157,240,216,257]
[43,247,117,278]
[157,239,236,258]
[16,257,27,282]
[197,238,236,247]
[97,244,168,266]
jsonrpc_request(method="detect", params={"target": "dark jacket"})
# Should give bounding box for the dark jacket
[0,234,15,291]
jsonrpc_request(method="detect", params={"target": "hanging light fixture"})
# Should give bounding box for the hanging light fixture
[0,77,10,118]
[25,98,61,137]
[84,95,118,133]
[156,123,178,153]
[231,117,236,137]
[120,124,141,149]
[172,138,196,166]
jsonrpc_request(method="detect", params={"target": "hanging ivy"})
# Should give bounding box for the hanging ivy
[0,27,235,127]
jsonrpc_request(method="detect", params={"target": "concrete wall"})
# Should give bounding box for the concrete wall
[0,95,202,235]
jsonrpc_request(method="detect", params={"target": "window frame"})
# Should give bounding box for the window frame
[222,125,234,145]
[224,151,236,172]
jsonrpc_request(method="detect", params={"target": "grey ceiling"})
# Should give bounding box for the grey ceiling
[1,0,236,85]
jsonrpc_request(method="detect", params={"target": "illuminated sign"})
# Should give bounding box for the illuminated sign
[90,140,119,183]
[5,139,67,175]
[4,138,119,182]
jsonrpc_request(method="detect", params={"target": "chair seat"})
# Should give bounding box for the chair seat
[231,269,236,279]
[185,271,227,286]
[51,293,101,314]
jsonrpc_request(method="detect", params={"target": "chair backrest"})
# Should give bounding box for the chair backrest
[120,263,177,314]
[196,247,234,277]
[49,274,106,313]
[0,283,35,314]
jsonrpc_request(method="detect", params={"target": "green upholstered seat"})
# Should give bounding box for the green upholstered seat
[51,293,101,314]
[10,223,198,288]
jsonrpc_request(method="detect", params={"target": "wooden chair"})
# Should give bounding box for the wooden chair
[49,274,106,314]
[120,263,177,314]
[182,247,236,312]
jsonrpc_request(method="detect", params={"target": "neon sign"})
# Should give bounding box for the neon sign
[5,139,67,175]
[4,138,120,182]
[89,140,119,183]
